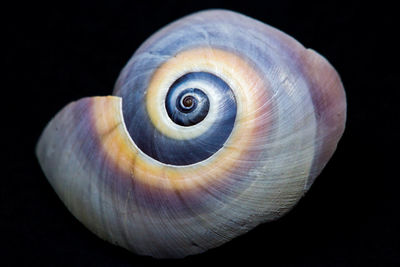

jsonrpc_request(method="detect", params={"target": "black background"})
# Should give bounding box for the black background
[4,0,398,266]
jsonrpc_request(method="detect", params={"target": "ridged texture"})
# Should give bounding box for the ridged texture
[36,10,346,258]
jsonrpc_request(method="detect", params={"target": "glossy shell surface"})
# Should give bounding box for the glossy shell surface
[36,10,346,258]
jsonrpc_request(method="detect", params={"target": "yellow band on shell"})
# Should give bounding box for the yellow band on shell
[92,47,270,191]
[146,47,263,140]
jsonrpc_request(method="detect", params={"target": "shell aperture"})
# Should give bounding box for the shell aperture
[36,10,346,258]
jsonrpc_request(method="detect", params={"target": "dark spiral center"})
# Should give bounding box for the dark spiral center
[123,71,237,165]
[182,96,194,109]
[166,86,210,126]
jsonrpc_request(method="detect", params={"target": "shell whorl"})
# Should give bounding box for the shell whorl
[36,10,346,258]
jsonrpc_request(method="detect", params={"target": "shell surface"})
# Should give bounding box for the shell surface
[36,10,346,258]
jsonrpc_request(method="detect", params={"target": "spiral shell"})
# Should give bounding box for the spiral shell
[36,10,346,258]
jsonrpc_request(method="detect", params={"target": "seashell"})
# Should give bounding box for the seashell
[36,9,346,258]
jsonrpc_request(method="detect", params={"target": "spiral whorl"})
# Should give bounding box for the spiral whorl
[36,9,346,258]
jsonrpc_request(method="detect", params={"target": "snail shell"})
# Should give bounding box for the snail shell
[36,9,346,258]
